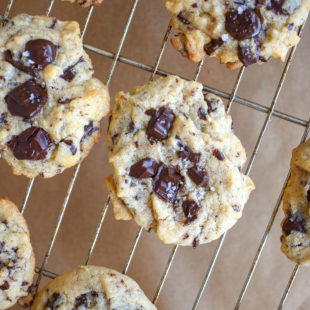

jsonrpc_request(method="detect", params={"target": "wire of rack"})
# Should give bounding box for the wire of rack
[1,1,310,309]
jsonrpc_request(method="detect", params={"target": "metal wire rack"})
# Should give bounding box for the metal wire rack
[1,0,310,309]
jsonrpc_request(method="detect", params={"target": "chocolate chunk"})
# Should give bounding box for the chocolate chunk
[197,107,206,120]
[177,13,191,25]
[8,127,53,160]
[183,200,200,224]
[152,163,183,203]
[282,213,306,235]
[5,50,36,76]
[193,237,199,248]
[63,140,77,155]
[213,149,225,161]
[5,79,48,118]
[177,145,201,163]
[307,189,310,202]
[204,95,218,114]
[205,38,224,55]
[0,281,9,290]
[187,165,208,187]
[127,121,135,134]
[238,42,260,66]
[146,107,175,142]
[232,205,241,212]
[129,158,159,179]
[74,291,98,309]
[267,0,300,15]
[225,9,261,41]
[60,56,84,82]
[49,18,58,29]
[22,281,29,286]
[0,113,6,123]
[82,121,99,141]
[25,39,57,70]
[46,293,62,309]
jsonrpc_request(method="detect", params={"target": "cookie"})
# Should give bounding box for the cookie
[166,0,310,68]
[106,75,255,246]
[31,265,156,310]
[281,139,310,265]
[61,0,104,7]
[0,198,35,310]
[0,14,110,178]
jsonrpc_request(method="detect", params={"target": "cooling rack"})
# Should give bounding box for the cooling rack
[1,0,310,309]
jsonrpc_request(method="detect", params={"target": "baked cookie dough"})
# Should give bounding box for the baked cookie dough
[0,14,110,178]
[61,0,103,7]
[0,198,35,310]
[166,0,310,68]
[281,139,310,265]
[106,75,255,246]
[31,265,156,310]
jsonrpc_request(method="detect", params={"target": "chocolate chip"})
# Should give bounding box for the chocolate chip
[5,50,37,76]
[49,18,58,29]
[183,200,200,224]
[25,39,57,71]
[46,293,62,309]
[60,56,84,82]
[57,97,71,104]
[152,163,183,203]
[0,113,6,123]
[193,237,199,248]
[266,0,300,15]
[8,127,53,160]
[307,189,310,202]
[5,79,48,118]
[232,205,241,212]
[177,13,191,25]
[238,41,260,66]
[204,95,218,114]
[21,281,29,286]
[283,213,306,235]
[82,121,99,141]
[187,165,208,187]
[225,9,261,41]
[177,145,201,163]
[63,140,77,155]
[74,291,98,309]
[197,107,206,120]
[0,281,9,290]
[127,121,135,134]
[146,107,175,142]
[129,158,159,179]
[213,149,225,161]
[205,38,224,55]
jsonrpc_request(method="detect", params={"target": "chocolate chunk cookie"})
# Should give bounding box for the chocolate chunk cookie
[61,0,104,7]
[166,0,310,68]
[0,14,110,178]
[31,265,156,310]
[281,139,310,265]
[0,198,35,310]
[105,76,255,246]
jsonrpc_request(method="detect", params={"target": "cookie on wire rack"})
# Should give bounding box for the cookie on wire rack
[166,0,310,68]
[105,75,255,247]
[31,265,156,310]
[0,198,35,310]
[281,139,310,265]
[61,0,103,7]
[0,14,110,178]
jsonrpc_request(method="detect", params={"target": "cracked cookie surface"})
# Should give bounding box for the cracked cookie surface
[0,198,35,310]
[0,14,110,178]
[281,139,310,265]
[166,0,310,68]
[106,75,254,246]
[31,265,156,310]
